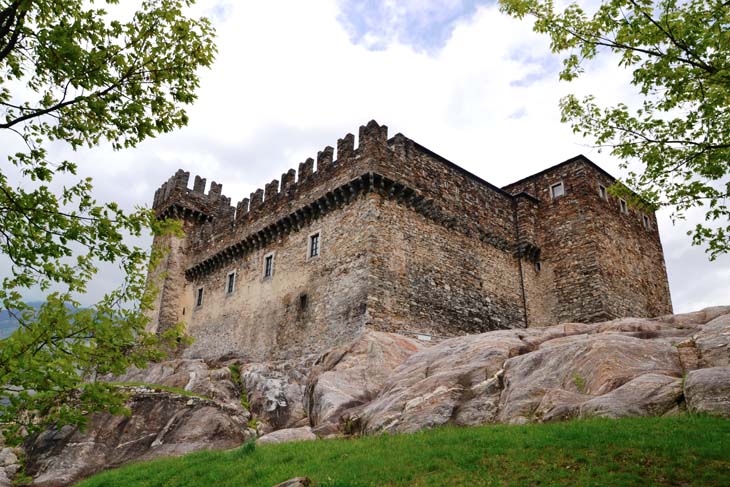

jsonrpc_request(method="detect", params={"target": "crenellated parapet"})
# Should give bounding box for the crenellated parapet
[152,169,234,223]
[219,120,390,225]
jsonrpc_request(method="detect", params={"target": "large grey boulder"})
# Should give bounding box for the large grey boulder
[357,330,529,433]
[498,334,682,423]
[0,448,19,487]
[25,389,254,487]
[256,427,316,446]
[578,374,683,418]
[355,309,729,433]
[305,331,424,435]
[684,366,730,417]
[694,313,730,368]
[240,360,310,431]
[273,478,312,487]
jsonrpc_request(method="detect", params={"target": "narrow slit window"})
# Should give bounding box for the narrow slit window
[599,184,607,200]
[226,271,236,294]
[264,254,274,278]
[196,287,203,307]
[550,182,564,199]
[620,199,628,214]
[309,233,320,258]
[643,215,650,229]
[299,293,308,312]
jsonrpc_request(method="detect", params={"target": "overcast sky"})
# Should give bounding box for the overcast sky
[3,0,728,313]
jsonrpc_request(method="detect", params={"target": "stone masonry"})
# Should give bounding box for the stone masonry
[147,120,673,360]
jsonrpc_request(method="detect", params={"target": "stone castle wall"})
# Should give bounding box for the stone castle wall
[503,157,672,323]
[148,120,673,359]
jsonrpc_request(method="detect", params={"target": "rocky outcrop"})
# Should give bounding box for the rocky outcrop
[355,306,730,433]
[22,306,730,486]
[111,359,243,410]
[256,427,317,446]
[684,366,730,417]
[24,357,258,487]
[304,331,424,435]
[240,359,311,432]
[0,447,20,487]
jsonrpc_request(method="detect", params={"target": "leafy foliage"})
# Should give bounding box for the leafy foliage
[0,0,215,443]
[499,0,730,258]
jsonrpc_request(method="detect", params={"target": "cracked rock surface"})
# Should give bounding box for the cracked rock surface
[23,306,730,486]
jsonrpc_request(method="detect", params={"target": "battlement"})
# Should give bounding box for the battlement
[153,120,391,233]
[231,120,388,221]
[152,169,234,222]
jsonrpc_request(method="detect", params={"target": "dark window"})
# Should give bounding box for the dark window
[620,199,628,214]
[550,182,564,199]
[310,233,320,258]
[299,293,308,312]
[535,262,542,272]
[264,254,273,278]
[643,215,650,229]
[196,288,203,307]
[227,272,235,294]
[599,184,607,200]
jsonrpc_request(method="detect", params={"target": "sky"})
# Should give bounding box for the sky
[2,0,728,313]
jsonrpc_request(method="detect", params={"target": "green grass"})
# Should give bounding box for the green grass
[76,416,730,487]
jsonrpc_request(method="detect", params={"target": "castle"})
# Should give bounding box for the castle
[147,120,673,360]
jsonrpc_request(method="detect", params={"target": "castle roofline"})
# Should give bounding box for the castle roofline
[391,136,517,200]
[502,154,618,190]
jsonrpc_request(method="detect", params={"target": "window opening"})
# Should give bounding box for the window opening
[620,199,628,214]
[299,293,308,312]
[599,184,607,200]
[264,254,274,278]
[226,272,236,294]
[535,262,542,272]
[309,233,320,258]
[196,287,203,307]
[643,215,650,229]
[550,182,564,199]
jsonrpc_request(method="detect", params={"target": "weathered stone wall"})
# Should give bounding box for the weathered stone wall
[367,197,525,336]
[504,157,672,323]
[181,196,375,361]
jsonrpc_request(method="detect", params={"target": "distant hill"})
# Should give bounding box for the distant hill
[0,301,79,339]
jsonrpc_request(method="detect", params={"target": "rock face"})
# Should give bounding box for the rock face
[256,427,317,446]
[0,447,20,487]
[240,360,311,432]
[112,359,243,410]
[304,331,425,435]
[22,306,730,486]
[684,366,730,417]
[355,306,730,433]
[25,358,256,487]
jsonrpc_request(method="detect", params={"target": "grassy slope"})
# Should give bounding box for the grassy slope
[77,416,730,487]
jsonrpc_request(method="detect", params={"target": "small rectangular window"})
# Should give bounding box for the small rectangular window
[196,287,203,307]
[599,184,607,200]
[550,182,564,199]
[264,254,274,278]
[226,271,236,294]
[620,199,628,214]
[309,233,320,258]
[643,215,650,229]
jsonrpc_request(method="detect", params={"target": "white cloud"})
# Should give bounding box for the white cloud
[2,0,726,313]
